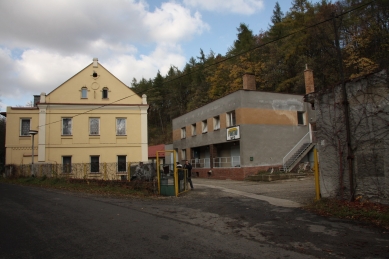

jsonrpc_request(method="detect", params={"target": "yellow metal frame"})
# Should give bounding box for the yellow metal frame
[156,150,189,196]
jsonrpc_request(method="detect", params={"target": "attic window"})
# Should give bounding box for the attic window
[81,87,88,99]
[102,87,108,99]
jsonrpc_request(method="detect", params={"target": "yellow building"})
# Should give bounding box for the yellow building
[3,58,148,178]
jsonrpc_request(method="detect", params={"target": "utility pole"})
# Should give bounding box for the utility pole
[332,13,355,200]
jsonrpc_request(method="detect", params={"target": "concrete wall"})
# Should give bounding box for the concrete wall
[314,70,389,203]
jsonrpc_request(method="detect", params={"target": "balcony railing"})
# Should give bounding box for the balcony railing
[213,156,240,168]
[189,157,241,168]
[190,158,210,168]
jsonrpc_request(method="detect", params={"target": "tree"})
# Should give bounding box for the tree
[271,2,284,25]
[226,23,256,57]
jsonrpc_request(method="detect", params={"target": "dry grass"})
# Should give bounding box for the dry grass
[304,198,389,230]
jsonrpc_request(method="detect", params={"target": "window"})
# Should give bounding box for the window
[298,112,305,125]
[102,87,108,99]
[213,116,220,130]
[62,156,72,174]
[191,123,196,136]
[81,87,88,98]
[20,119,30,136]
[117,156,127,172]
[181,149,186,160]
[89,118,100,135]
[62,118,72,135]
[116,118,126,135]
[181,127,186,139]
[202,120,208,133]
[90,156,100,173]
[226,111,236,127]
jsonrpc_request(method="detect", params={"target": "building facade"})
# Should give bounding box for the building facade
[3,58,149,179]
[172,74,313,180]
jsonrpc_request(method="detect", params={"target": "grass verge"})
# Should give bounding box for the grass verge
[0,176,158,198]
[304,198,389,230]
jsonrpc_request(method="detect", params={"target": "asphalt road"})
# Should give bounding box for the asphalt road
[0,177,388,259]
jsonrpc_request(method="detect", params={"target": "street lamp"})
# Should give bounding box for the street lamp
[29,130,38,177]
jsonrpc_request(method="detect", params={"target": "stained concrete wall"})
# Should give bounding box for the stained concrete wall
[313,70,389,203]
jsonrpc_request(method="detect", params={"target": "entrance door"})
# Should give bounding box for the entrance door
[204,149,210,168]
[230,145,240,167]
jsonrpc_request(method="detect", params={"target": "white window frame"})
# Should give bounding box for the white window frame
[213,116,220,130]
[20,118,31,136]
[202,120,208,133]
[191,123,196,136]
[81,87,88,99]
[181,127,186,139]
[62,118,72,135]
[116,118,126,135]
[181,149,186,160]
[89,117,100,135]
[226,111,236,127]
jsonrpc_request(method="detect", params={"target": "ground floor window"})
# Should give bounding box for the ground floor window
[91,156,100,173]
[117,155,127,172]
[62,156,72,173]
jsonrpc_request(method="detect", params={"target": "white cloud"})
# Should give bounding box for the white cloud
[144,2,209,43]
[0,0,208,109]
[183,0,264,15]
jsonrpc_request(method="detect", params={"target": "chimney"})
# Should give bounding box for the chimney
[93,58,98,68]
[243,73,256,90]
[304,64,315,94]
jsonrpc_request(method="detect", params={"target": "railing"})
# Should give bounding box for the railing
[2,162,156,181]
[189,157,241,168]
[282,132,313,172]
[213,156,240,168]
[189,158,210,168]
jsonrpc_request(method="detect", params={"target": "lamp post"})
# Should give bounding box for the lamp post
[29,130,38,177]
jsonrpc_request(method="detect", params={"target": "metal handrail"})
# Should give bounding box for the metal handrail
[282,132,311,172]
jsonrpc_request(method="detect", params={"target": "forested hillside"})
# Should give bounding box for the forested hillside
[131,0,389,145]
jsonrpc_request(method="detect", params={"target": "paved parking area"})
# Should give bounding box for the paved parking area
[191,175,316,207]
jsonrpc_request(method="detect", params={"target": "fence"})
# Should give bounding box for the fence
[3,162,156,181]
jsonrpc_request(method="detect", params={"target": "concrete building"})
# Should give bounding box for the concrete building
[2,58,149,179]
[172,73,314,180]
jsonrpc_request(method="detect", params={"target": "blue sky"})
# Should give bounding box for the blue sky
[0,0,320,111]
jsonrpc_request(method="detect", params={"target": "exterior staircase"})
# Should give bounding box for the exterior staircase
[282,143,315,172]
[281,132,316,172]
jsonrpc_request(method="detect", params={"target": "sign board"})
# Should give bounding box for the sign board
[226,126,240,141]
